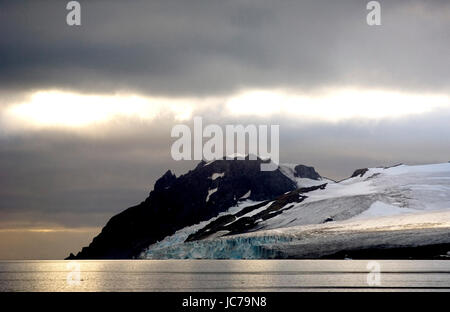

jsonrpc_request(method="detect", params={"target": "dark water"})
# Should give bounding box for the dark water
[1,260,450,292]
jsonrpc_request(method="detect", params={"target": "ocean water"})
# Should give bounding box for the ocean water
[1,260,449,292]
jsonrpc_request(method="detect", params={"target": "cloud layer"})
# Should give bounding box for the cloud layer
[1,0,449,97]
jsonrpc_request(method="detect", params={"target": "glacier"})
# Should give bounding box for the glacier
[140,162,450,259]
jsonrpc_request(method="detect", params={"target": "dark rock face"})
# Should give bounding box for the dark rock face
[350,168,369,178]
[67,157,297,259]
[153,170,176,191]
[294,165,321,180]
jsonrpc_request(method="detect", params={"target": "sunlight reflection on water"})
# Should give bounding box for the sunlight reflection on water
[1,260,450,292]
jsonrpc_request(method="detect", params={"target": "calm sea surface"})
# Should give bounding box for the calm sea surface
[1,260,449,292]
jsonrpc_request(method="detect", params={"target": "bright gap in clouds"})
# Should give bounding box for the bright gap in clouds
[5,90,195,128]
[226,89,450,121]
[4,89,450,129]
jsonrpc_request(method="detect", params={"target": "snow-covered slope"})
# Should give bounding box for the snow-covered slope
[278,163,327,187]
[140,162,450,259]
[260,163,450,230]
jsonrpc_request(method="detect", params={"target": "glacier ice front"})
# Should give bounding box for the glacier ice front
[141,234,293,259]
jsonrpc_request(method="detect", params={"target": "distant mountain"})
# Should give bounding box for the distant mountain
[67,156,304,259]
[68,160,450,260]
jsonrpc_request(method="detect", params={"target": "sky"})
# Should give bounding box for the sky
[0,0,449,259]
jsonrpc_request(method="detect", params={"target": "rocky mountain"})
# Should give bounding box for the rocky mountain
[69,159,450,260]
[139,162,450,260]
[67,156,302,259]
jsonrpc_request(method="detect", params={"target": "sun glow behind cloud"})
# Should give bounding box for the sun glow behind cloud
[4,90,195,128]
[226,89,450,121]
[3,88,450,130]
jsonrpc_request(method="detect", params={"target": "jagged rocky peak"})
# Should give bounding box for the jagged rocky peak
[294,164,321,180]
[350,168,369,178]
[67,156,297,259]
[171,156,298,202]
[153,170,176,191]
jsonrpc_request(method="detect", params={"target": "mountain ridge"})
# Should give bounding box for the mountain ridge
[67,156,315,259]
[139,162,450,259]
[68,160,450,260]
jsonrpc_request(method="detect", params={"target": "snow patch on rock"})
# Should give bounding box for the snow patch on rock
[206,187,218,202]
[211,172,225,180]
[240,190,251,199]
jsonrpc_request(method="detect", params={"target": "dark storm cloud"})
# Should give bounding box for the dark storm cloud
[0,118,199,229]
[0,0,449,99]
